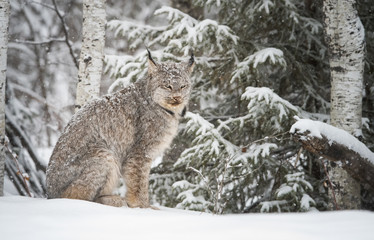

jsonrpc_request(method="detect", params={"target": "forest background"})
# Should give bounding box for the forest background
[3,0,374,213]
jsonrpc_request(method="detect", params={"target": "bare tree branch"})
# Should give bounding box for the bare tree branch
[5,111,46,173]
[4,141,32,197]
[52,0,79,68]
[11,38,65,45]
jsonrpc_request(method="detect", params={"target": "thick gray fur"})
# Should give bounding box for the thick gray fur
[46,53,194,208]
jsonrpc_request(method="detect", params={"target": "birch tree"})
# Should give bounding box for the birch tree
[0,0,10,196]
[75,0,106,111]
[323,0,365,209]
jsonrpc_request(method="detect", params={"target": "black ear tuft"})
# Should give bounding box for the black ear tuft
[187,51,195,73]
[145,47,158,75]
[189,51,194,67]
[146,47,157,67]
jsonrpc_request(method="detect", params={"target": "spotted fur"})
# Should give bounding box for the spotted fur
[46,52,194,208]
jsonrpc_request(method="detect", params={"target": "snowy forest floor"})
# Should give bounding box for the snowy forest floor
[0,196,373,240]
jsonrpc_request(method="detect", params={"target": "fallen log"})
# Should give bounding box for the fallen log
[290,118,374,191]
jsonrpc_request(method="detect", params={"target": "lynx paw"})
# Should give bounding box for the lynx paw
[96,195,126,207]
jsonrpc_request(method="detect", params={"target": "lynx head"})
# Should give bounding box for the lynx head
[146,49,195,116]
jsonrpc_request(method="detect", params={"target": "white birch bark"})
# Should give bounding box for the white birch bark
[75,0,107,112]
[323,0,365,209]
[0,0,10,196]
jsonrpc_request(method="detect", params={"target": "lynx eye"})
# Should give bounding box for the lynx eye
[180,85,186,89]
[165,85,173,90]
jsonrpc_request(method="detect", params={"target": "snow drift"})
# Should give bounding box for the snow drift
[1,196,373,240]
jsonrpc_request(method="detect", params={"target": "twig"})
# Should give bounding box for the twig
[51,0,79,68]
[214,156,230,214]
[188,166,215,199]
[294,147,303,168]
[188,166,229,214]
[6,111,46,173]
[229,162,265,180]
[12,38,65,45]
[241,131,290,150]
[320,158,340,210]
[28,0,55,11]
[4,141,32,197]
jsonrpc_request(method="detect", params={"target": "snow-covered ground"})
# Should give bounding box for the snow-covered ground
[1,196,373,240]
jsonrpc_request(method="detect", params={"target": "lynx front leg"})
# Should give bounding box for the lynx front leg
[123,156,153,208]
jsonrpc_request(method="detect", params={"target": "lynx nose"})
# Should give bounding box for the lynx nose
[173,96,182,102]
[170,96,182,105]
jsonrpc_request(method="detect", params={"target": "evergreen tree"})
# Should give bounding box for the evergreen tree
[105,0,330,213]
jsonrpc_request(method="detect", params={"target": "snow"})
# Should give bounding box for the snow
[257,0,274,14]
[232,143,277,165]
[290,118,374,164]
[301,194,316,211]
[241,87,298,119]
[1,196,374,240]
[231,48,286,83]
[276,185,293,197]
[244,48,286,69]
[182,111,238,158]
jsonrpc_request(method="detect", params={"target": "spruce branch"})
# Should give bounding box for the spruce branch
[241,131,290,151]
[187,166,215,199]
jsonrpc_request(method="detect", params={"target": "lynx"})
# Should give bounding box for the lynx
[46,50,194,208]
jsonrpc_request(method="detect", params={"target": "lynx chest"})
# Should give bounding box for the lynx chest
[143,114,180,161]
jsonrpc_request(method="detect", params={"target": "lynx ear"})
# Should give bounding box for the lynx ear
[187,51,195,74]
[146,48,158,75]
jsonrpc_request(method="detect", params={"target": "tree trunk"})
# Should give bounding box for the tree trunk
[323,0,365,209]
[75,0,107,112]
[0,0,10,196]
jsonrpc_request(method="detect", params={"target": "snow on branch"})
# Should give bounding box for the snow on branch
[172,179,212,211]
[177,111,279,174]
[232,143,277,165]
[154,6,238,50]
[260,171,315,213]
[241,87,298,120]
[210,86,298,141]
[107,18,166,50]
[247,48,286,68]
[107,6,238,56]
[256,0,275,14]
[105,5,240,93]
[231,48,286,83]
[290,118,374,190]
[175,112,239,168]
[104,54,147,93]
